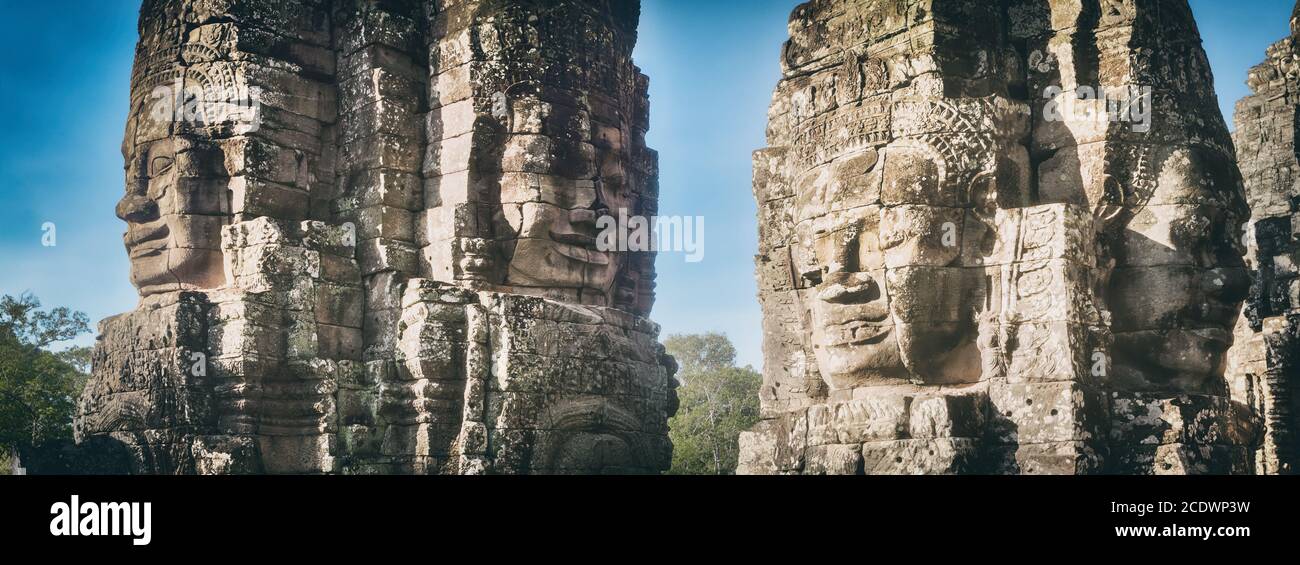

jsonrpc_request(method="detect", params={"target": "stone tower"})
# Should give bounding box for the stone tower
[74,0,676,474]
[741,0,1261,474]
[1228,0,1300,475]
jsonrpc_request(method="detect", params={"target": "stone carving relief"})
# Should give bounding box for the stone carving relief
[60,0,1298,476]
[742,0,1264,475]
[1226,1,1300,475]
[73,0,675,475]
[1107,146,1250,395]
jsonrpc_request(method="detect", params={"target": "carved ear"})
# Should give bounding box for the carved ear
[785,241,818,289]
[966,170,998,225]
[1093,175,1126,227]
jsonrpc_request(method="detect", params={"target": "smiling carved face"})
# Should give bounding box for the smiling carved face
[116,133,228,298]
[1107,146,1250,393]
[498,121,630,303]
[794,145,985,389]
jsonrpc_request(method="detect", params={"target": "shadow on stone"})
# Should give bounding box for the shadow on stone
[17,436,133,475]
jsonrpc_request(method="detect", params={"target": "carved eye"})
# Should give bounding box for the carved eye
[878,220,905,250]
[802,270,824,287]
[150,155,174,177]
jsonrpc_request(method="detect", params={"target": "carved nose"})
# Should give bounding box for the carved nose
[116,192,158,223]
[823,270,873,286]
[817,271,881,304]
[589,182,613,216]
[571,208,598,228]
[823,231,859,275]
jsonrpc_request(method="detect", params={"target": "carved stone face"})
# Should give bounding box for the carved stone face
[116,127,228,297]
[546,431,637,474]
[1108,146,1249,392]
[794,146,980,389]
[533,400,645,474]
[500,122,628,302]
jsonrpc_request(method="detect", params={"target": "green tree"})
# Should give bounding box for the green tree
[665,333,761,475]
[0,293,91,466]
[663,332,737,377]
[1,293,89,348]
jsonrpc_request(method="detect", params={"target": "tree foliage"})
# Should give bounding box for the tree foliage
[663,332,737,378]
[0,293,91,456]
[1,292,89,349]
[665,333,761,475]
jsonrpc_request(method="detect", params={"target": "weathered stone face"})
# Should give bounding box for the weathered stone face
[417,0,656,314]
[492,132,628,301]
[783,63,1034,389]
[743,0,1265,475]
[792,153,904,387]
[490,97,634,301]
[74,0,674,475]
[1109,146,1251,393]
[117,119,232,296]
[113,9,277,299]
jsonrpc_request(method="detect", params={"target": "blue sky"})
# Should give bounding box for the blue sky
[0,0,1292,369]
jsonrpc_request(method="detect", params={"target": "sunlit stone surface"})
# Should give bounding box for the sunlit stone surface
[741,0,1270,475]
[1226,2,1300,476]
[74,0,675,474]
